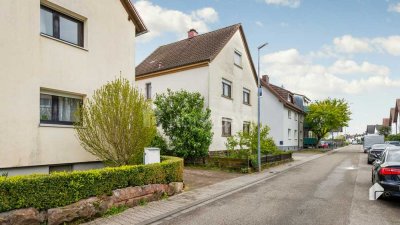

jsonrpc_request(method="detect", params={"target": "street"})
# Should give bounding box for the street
[159,145,400,225]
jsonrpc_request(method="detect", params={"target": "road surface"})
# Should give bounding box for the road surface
[158,145,400,225]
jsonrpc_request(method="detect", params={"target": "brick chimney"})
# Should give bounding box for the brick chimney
[188,29,198,38]
[262,75,269,85]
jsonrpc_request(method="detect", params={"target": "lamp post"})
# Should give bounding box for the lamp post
[257,42,268,172]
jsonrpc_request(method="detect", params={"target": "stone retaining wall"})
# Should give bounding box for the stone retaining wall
[0,182,184,225]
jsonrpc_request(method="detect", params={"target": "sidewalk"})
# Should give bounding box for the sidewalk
[84,148,342,225]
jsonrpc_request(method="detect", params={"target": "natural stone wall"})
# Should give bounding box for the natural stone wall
[0,182,184,225]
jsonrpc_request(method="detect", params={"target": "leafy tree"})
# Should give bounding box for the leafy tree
[154,89,213,160]
[305,98,351,147]
[378,126,391,138]
[150,131,172,156]
[226,123,281,158]
[74,77,156,166]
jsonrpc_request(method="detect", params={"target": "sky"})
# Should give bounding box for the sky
[133,0,400,134]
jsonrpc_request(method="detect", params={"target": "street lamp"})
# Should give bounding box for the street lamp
[257,42,268,172]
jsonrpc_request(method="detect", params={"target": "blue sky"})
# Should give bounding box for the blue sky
[134,0,400,134]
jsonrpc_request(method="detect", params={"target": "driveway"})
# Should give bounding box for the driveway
[159,145,400,225]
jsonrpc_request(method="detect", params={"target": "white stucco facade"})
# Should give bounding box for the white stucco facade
[0,0,140,174]
[260,85,303,150]
[136,30,258,151]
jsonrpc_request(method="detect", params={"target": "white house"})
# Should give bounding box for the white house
[0,0,147,175]
[260,76,307,150]
[135,24,258,151]
[389,108,397,134]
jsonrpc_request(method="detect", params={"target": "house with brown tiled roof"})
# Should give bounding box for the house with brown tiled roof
[135,24,258,151]
[260,76,308,150]
[382,118,390,127]
[389,107,397,134]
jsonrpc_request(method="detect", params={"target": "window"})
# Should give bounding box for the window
[288,110,292,119]
[234,50,242,67]
[40,5,84,47]
[49,164,72,173]
[243,121,250,134]
[40,93,82,125]
[222,118,232,137]
[288,129,291,140]
[295,113,298,121]
[243,88,250,105]
[294,130,298,140]
[145,83,152,100]
[222,79,232,98]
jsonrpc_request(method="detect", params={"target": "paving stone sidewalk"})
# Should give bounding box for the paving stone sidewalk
[84,149,341,225]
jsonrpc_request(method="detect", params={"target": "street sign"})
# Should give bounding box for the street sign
[369,183,384,200]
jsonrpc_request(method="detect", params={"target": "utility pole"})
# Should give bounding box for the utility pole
[257,42,268,172]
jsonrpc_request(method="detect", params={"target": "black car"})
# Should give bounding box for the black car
[372,147,400,198]
[367,144,392,164]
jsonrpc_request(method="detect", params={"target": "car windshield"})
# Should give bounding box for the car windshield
[387,141,400,146]
[386,150,400,162]
[371,144,387,150]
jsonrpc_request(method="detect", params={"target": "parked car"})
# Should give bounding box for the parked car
[363,134,384,153]
[318,141,329,149]
[371,146,400,198]
[385,141,400,146]
[368,144,393,164]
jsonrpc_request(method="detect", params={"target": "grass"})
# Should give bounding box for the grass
[102,205,129,217]
[138,199,147,206]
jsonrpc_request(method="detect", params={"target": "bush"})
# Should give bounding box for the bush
[387,134,400,141]
[0,156,183,213]
[154,89,213,160]
[75,77,156,166]
[225,122,282,158]
[151,132,172,156]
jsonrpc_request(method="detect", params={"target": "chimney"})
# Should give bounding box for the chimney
[188,29,198,38]
[262,75,269,85]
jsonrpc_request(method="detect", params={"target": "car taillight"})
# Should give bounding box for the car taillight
[379,168,400,175]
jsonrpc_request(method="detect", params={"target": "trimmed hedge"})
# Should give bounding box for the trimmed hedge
[0,156,183,213]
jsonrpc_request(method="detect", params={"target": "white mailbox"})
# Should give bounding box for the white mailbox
[144,147,160,165]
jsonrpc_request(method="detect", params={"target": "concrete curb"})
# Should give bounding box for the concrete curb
[140,146,347,225]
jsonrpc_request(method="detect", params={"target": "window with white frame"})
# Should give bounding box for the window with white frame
[222,118,232,137]
[40,91,83,125]
[288,129,292,140]
[222,79,232,98]
[288,110,292,119]
[243,88,250,105]
[234,50,242,67]
[243,121,250,134]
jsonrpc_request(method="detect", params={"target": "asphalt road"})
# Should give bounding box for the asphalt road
[158,145,400,225]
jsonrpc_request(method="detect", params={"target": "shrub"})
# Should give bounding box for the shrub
[75,77,156,166]
[387,134,400,141]
[154,89,213,160]
[151,132,171,156]
[0,156,183,213]
[225,122,282,158]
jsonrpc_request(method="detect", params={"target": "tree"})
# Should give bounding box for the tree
[378,126,391,138]
[74,77,156,166]
[305,98,351,147]
[154,89,213,160]
[226,123,281,157]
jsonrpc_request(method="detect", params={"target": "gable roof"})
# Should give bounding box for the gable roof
[383,118,390,127]
[394,99,400,123]
[120,0,147,36]
[261,80,304,113]
[135,24,257,82]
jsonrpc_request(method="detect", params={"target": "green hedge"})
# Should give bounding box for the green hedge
[0,156,183,212]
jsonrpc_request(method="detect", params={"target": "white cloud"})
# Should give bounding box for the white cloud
[312,35,400,57]
[134,1,218,42]
[388,2,400,13]
[261,49,399,99]
[333,35,372,54]
[192,7,219,23]
[264,0,300,8]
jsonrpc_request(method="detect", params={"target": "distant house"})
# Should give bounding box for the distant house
[366,125,381,135]
[382,118,390,127]
[135,24,258,151]
[389,107,397,134]
[260,76,308,150]
[393,99,400,135]
[0,0,147,175]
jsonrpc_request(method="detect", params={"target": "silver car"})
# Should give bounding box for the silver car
[368,144,393,164]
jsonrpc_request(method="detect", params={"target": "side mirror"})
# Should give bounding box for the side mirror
[374,160,381,165]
